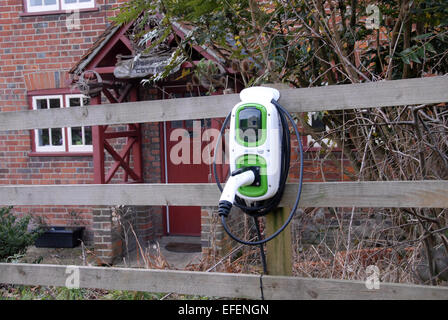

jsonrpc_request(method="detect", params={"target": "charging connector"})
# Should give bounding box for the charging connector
[218,168,256,217]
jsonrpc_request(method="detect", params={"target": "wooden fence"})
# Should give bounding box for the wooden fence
[1,263,448,300]
[0,76,447,299]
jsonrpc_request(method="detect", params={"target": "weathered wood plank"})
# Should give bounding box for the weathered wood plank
[0,76,447,131]
[261,273,448,300]
[0,180,447,208]
[0,263,447,300]
[0,180,448,208]
[0,263,260,299]
[266,207,293,276]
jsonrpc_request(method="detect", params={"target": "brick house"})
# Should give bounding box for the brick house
[0,0,133,248]
[0,1,352,264]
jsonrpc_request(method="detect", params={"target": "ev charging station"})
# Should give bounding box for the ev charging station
[219,87,282,204]
[214,86,304,255]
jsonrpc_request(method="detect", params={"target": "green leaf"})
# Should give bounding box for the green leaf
[425,42,437,54]
[400,47,414,56]
[412,33,433,41]
[401,55,411,65]
[410,52,422,64]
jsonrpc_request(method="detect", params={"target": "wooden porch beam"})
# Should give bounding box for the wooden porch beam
[104,139,140,183]
[103,130,139,139]
[102,87,118,104]
[93,66,116,74]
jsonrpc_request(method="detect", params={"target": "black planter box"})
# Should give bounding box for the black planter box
[35,226,84,248]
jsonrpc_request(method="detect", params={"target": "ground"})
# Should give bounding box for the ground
[17,235,202,270]
[0,236,208,300]
[19,246,86,266]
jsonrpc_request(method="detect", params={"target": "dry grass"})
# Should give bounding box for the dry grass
[78,205,448,289]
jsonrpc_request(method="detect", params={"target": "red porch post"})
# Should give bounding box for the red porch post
[92,85,143,185]
[129,86,143,183]
[91,95,105,184]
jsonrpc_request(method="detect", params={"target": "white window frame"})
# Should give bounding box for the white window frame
[66,94,93,152]
[61,0,95,10]
[32,95,66,152]
[25,0,94,13]
[26,0,59,13]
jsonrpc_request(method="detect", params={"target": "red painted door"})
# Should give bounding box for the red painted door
[163,88,212,236]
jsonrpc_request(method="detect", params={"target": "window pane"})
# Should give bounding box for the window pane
[51,128,63,146]
[28,0,59,12]
[61,0,93,9]
[69,97,81,107]
[49,98,61,109]
[30,0,43,6]
[71,127,83,145]
[84,126,92,145]
[38,129,49,146]
[36,99,47,110]
[201,119,211,128]
[185,120,193,128]
[171,120,183,128]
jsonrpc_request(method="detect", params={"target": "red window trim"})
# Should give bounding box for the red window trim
[21,0,98,16]
[28,89,93,157]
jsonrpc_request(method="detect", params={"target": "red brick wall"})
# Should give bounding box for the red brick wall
[0,0,128,242]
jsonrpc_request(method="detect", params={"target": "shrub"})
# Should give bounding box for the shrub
[0,206,41,261]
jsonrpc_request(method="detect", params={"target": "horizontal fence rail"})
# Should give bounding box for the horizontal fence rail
[0,180,447,208]
[1,263,447,300]
[0,76,447,131]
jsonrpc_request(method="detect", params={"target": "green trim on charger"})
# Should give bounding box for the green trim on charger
[235,103,267,147]
[236,154,268,198]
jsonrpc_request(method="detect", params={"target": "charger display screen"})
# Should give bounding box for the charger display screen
[239,107,261,143]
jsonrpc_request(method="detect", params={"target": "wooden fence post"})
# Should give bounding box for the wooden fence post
[265,207,293,276]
